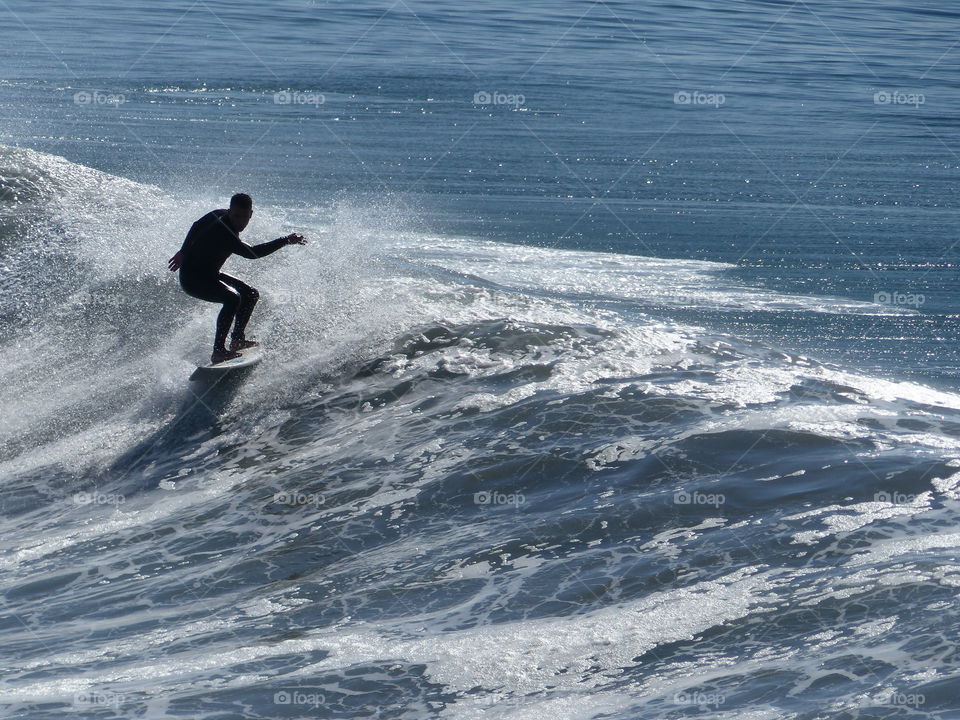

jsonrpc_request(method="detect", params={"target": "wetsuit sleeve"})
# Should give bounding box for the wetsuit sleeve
[179,220,202,254]
[230,236,288,259]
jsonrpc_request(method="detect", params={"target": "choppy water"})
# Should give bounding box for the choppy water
[2,1,960,718]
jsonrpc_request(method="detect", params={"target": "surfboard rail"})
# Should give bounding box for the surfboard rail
[189,348,262,381]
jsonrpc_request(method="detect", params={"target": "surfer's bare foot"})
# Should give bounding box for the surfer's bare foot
[229,338,259,352]
[211,349,242,365]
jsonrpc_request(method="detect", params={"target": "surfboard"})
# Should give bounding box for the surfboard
[190,347,262,381]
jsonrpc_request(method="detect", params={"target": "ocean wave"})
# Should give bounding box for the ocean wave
[3,146,960,718]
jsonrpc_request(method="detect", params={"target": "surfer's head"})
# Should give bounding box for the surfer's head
[227,193,253,232]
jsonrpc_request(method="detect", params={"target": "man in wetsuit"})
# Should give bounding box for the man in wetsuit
[168,193,306,364]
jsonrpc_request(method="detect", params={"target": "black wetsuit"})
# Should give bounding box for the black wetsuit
[178,209,287,351]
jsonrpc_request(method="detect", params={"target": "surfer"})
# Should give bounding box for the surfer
[168,193,306,364]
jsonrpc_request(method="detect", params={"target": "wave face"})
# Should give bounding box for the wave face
[3,147,960,719]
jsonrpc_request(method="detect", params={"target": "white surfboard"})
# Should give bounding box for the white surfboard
[190,347,262,381]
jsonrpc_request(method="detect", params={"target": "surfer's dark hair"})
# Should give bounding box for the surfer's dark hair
[230,193,253,210]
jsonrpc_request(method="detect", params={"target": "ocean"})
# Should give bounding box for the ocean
[2,1,960,717]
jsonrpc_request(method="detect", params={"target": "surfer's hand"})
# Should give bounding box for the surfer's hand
[283,233,306,246]
[168,251,183,271]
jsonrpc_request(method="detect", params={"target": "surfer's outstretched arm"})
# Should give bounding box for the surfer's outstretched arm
[231,233,307,259]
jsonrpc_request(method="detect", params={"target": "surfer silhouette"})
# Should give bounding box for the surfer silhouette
[168,193,306,364]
